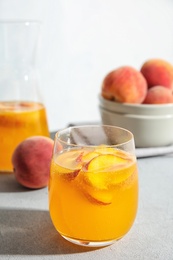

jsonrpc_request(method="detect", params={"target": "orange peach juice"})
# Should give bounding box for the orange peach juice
[0,101,49,172]
[49,146,138,244]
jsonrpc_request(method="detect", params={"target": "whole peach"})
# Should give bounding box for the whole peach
[143,85,173,104]
[12,136,54,189]
[140,59,173,90]
[101,66,147,104]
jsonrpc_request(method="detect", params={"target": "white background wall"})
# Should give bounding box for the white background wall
[0,0,173,131]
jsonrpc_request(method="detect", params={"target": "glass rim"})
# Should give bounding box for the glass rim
[55,124,134,148]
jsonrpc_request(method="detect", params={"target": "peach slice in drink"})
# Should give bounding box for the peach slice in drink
[87,154,125,171]
[94,145,117,155]
[82,150,100,162]
[84,154,126,186]
[52,149,95,181]
[94,146,132,160]
[53,150,85,180]
[83,185,113,205]
[81,146,123,161]
[80,152,134,204]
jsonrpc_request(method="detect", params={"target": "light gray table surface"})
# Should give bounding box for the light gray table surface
[0,150,173,260]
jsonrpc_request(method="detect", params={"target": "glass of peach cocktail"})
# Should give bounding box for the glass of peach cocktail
[49,125,138,247]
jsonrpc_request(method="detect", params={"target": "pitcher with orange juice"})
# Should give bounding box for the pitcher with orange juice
[0,21,49,172]
[49,125,138,247]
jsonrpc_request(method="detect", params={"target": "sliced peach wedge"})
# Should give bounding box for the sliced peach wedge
[53,148,99,180]
[80,152,134,204]
[51,159,80,181]
[94,145,117,155]
[53,149,86,180]
[83,185,113,205]
[86,154,125,171]
[86,153,133,185]
[84,154,127,188]
[82,151,100,162]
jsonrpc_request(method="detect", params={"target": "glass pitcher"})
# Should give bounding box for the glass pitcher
[0,21,49,173]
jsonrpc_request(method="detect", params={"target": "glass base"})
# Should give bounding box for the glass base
[62,235,118,247]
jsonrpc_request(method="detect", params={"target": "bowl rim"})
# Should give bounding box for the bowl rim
[99,94,173,109]
[99,106,173,119]
[99,94,173,115]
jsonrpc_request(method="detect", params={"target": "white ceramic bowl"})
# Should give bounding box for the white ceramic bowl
[99,95,173,147]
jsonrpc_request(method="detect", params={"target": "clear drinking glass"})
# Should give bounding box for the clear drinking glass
[49,125,138,247]
[0,21,49,172]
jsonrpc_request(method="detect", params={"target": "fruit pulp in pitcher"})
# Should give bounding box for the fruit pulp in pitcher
[0,101,49,172]
[49,146,138,243]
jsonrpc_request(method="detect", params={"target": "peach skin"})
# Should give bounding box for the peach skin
[12,136,54,189]
[101,66,147,104]
[140,59,173,90]
[143,85,173,104]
